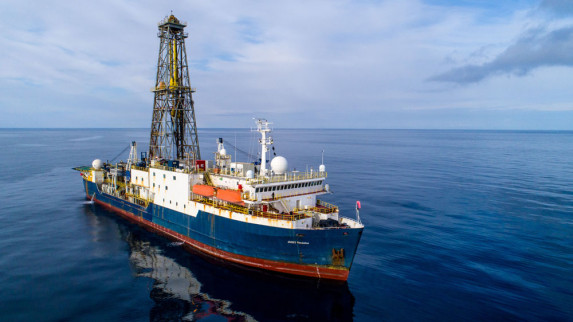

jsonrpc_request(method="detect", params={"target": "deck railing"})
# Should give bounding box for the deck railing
[246,171,327,185]
[130,165,147,171]
[317,199,339,212]
[190,195,307,221]
[126,193,151,207]
[293,200,339,214]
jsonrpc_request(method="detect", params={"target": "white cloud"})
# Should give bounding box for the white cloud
[0,0,572,129]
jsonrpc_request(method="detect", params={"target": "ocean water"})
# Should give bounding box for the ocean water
[0,128,572,321]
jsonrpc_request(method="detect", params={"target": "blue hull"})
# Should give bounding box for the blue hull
[83,179,363,279]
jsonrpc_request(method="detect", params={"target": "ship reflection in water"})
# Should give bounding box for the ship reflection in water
[128,236,254,321]
[83,205,355,321]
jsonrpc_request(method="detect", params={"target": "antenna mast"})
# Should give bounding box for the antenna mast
[254,119,273,176]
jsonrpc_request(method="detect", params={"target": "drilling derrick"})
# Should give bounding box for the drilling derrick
[149,15,200,162]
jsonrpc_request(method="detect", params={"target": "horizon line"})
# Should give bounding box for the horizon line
[1,127,573,132]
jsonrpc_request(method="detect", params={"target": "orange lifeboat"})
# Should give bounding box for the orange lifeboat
[192,185,215,197]
[217,189,244,205]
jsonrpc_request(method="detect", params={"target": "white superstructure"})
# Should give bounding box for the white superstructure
[88,119,363,231]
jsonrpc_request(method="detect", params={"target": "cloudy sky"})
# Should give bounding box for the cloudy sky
[1,0,572,129]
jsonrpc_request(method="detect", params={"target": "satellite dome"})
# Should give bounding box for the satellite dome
[246,170,254,179]
[220,148,227,156]
[271,156,288,175]
[319,164,326,172]
[92,159,103,170]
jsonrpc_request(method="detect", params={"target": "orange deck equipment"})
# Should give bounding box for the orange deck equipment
[192,185,215,197]
[216,189,243,205]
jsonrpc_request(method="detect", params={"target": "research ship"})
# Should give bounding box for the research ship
[74,15,363,281]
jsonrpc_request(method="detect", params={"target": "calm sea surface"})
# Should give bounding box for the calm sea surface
[0,128,572,321]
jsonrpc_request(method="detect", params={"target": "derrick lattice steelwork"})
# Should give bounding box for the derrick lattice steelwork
[149,15,200,161]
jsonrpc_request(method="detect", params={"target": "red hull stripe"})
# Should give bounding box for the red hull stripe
[88,194,349,281]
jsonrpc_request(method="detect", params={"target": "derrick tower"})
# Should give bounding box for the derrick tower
[149,15,201,161]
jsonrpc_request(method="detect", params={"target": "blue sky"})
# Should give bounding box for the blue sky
[1,0,572,129]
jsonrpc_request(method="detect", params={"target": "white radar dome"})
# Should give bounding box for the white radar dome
[220,148,227,156]
[246,170,254,179]
[271,156,288,175]
[319,164,326,172]
[92,159,103,170]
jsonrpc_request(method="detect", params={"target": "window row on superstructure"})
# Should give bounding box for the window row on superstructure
[255,180,322,193]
